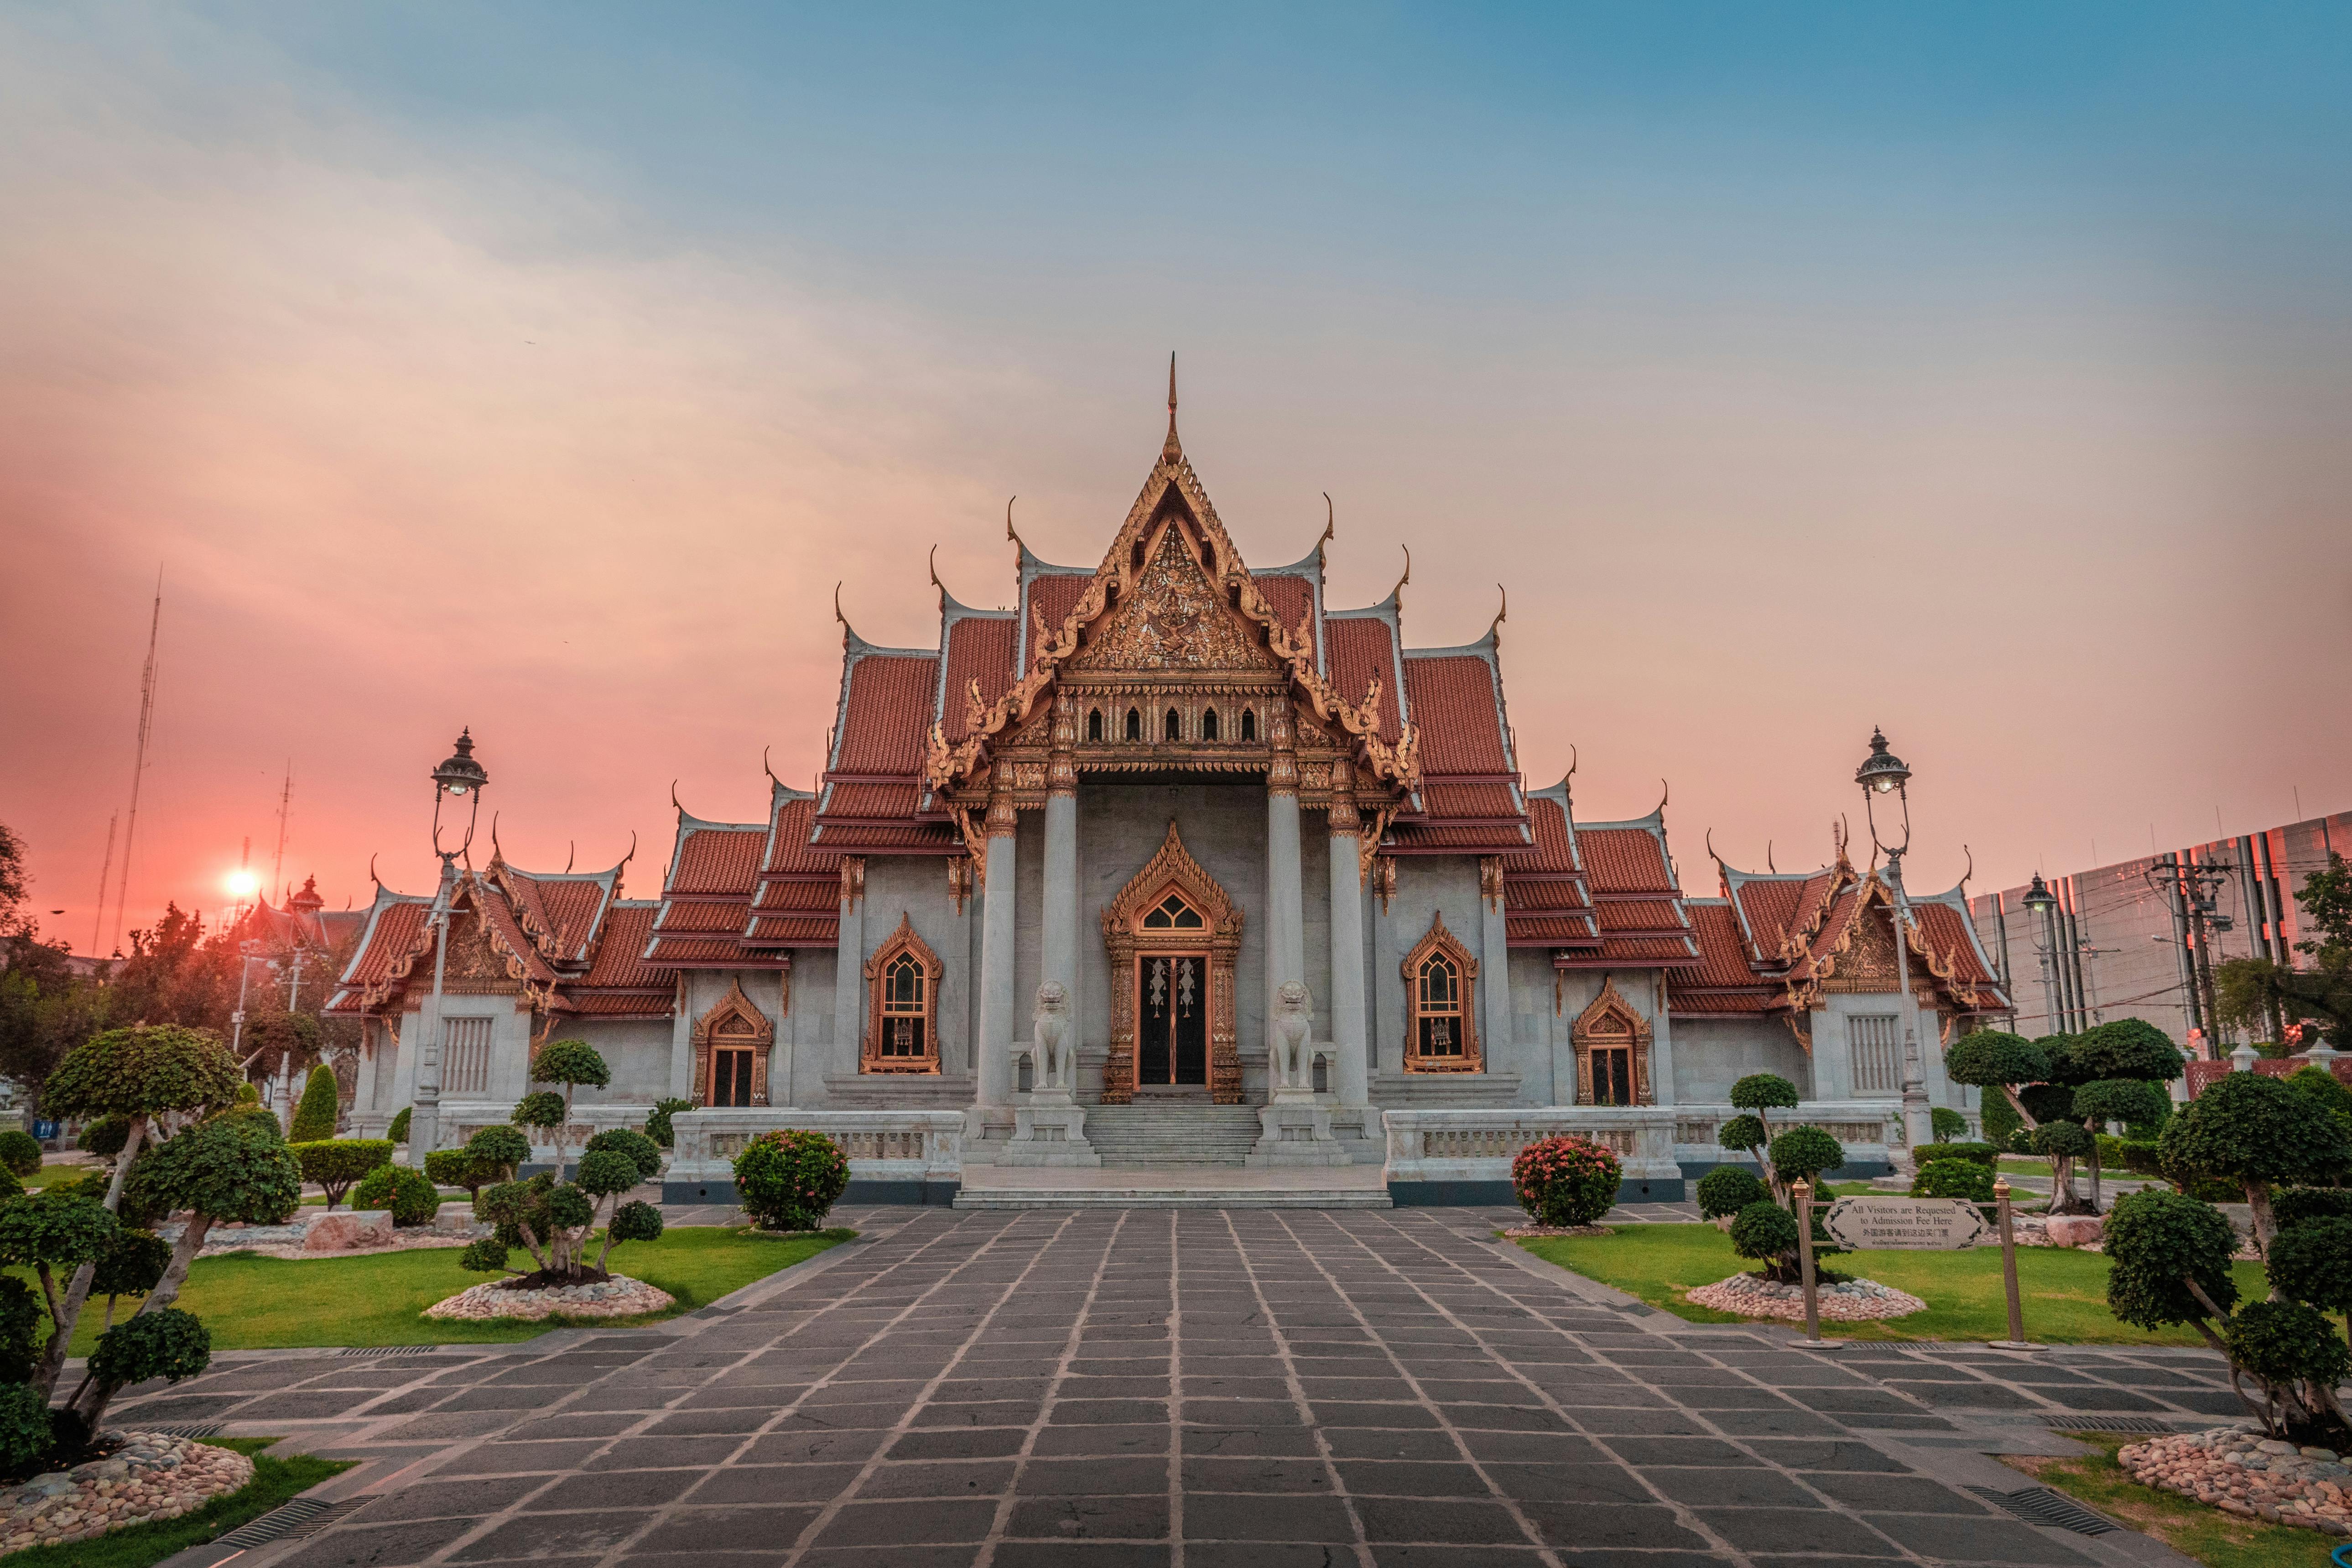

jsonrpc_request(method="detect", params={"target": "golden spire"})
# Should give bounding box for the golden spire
[1163,352,1180,458]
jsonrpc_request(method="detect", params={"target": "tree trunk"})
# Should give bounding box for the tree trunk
[2084,1125,2103,1212]
[36,1116,155,1394]
[2001,1084,2040,1130]
[2245,1182,2277,1271]
[135,1214,215,1319]
[99,1115,147,1214]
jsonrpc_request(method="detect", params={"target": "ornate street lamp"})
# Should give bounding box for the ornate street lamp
[2020,871,2064,1035]
[1854,727,1932,1159]
[410,729,488,1163]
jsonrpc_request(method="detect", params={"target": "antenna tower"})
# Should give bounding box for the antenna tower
[89,813,117,958]
[270,763,294,897]
[109,569,164,955]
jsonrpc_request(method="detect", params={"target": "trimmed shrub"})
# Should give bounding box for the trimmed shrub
[1729,1200,1799,1267]
[459,1236,512,1274]
[1730,1074,1800,1114]
[1916,1141,1999,1168]
[607,1199,664,1245]
[0,1171,18,1203]
[2160,1070,2352,1243]
[354,1164,442,1227]
[424,1147,484,1199]
[44,1024,241,1127]
[1930,1106,1968,1143]
[388,1106,411,1143]
[2274,1187,2352,1229]
[87,1305,212,1392]
[1509,1135,1623,1228]
[234,1082,260,1105]
[2070,1018,2186,1084]
[0,1129,42,1178]
[511,1091,565,1132]
[92,1228,172,1305]
[2287,1062,2352,1124]
[1696,1167,1768,1220]
[2103,1188,2240,1334]
[0,1278,42,1385]
[288,1064,341,1144]
[734,1129,850,1232]
[645,1098,693,1149]
[291,1138,394,1209]
[575,1149,643,1202]
[1717,1115,1768,1157]
[2097,1136,2165,1179]
[2029,1121,2093,1160]
[467,1125,531,1181]
[531,1040,612,1091]
[77,1115,130,1160]
[2224,1299,2352,1434]
[1767,1125,1846,1188]
[585,1127,664,1183]
[1912,1158,1995,1204]
[0,1382,52,1477]
[2019,1082,2077,1125]
[1945,1030,2050,1091]
[2073,1078,2172,1132]
[2264,1215,2352,1318]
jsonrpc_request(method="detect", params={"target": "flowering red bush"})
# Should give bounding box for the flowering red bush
[1511,1135,1622,1227]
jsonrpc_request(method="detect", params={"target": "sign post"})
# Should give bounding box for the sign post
[1790,1179,1839,1349]
[1988,1177,2045,1352]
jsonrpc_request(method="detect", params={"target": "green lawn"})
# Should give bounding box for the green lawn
[20,1164,99,1192]
[1518,1224,2269,1346]
[24,1226,852,1352]
[1,1438,354,1568]
[2001,1432,2323,1568]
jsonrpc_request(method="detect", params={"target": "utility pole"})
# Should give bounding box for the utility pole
[110,570,164,955]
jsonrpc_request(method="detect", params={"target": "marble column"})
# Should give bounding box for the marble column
[975,790,1020,1111]
[832,858,866,1074]
[1326,757,1370,1108]
[1041,695,1080,1023]
[1265,703,1306,1020]
[1478,856,1511,1076]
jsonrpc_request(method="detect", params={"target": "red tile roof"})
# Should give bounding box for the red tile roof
[1578,828,1678,895]
[1668,901,1780,1013]
[670,826,766,896]
[1915,899,1998,989]
[1324,617,1403,742]
[338,898,430,991]
[762,797,835,875]
[575,903,665,989]
[834,655,939,775]
[1254,574,1317,664]
[1023,573,1091,666]
[1401,655,1510,773]
[819,782,924,821]
[941,615,1018,743]
[1504,797,1582,877]
[1507,913,1600,943]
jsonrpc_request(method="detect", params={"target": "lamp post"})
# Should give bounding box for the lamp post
[410,729,488,1165]
[2021,872,2061,1035]
[1855,728,1933,1162]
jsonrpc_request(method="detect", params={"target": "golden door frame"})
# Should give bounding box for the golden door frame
[1100,822,1243,1104]
[692,978,776,1106]
[1571,976,1654,1105]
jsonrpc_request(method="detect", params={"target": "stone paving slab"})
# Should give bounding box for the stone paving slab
[120,1204,2231,1568]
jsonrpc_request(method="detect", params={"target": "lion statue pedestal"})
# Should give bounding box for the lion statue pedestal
[1001,980,1100,1168]
[1249,981,1349,1168]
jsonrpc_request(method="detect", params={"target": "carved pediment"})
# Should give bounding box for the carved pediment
[1064,522,1284,677]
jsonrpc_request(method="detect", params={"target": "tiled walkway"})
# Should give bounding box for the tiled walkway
[121,1207,2236,1568]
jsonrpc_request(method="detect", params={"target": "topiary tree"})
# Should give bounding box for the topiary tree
[1913,1156,1994,1206]
[89,1228,170,1333]
[354,1164,442,1227]
[1509,1135,1622,1228]
[287,1063,341,1144]
[2286,1062,2352,1135]
[1696,1166,1768,1222]
[526,1041,609,1180]
[2265,1215,2352,1352]
[1915,1140,1999,1168]
[0,1192,120,1395]
[0,1278,42,1385]
[45,1025,241,1212]
[467,1125,530,1185]
[1945,1029,2050,1132]
[0,1129,42,1178]
[462,1125,664,1284]
[0,1383,52,1477]
[2159,1070,2352,1255]
[2226,1300,2350,1438]
[388,1105,411,1144]
[120,1112,302,1329]
[1729,1200,1802,1283]
[2072,1078,2172,1211]
[291,1138,394,1209]
[2028,1120,2094,1214]
[73,1305,211,1437]
[2104,1188,2242,1348]
[1930,1106,1967,1143]
[77,1115,130,1161]
[1717,1074,1800,1200]
[645,1097,693,1149]
[734,1129,849,1232]
[585,1127,663,1183]
[2274,1187,2352,1228]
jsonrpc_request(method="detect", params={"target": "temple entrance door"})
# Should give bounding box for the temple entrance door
[1137,953,1210,1086]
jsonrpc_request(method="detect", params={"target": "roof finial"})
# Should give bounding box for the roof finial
[564,839,575,874]
[1959,843,1974,891]
[929,543,943,594]
[671,779,683,813]
[1319,492,1335,556]
[1766,840,1776,872]
[1164,352,1180,457]
[1654,778,1670,818]
[1004,496,1020,544]
[619,830,637,875]
[489,811,503,863]
[763,744,782,789]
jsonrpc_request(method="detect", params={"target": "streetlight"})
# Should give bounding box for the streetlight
[1854,727,1932,1161]
[2021,872,2064,1034]
[409,729,488,1164]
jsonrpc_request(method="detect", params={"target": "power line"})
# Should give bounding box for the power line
[108,568,164,956]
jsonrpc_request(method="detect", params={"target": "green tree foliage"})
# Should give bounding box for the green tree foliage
[2285,1063,2352,1131]
[733,1129,850,1232]
[0,1279,42,1384]
[466,1125,530,1181]
[2104,1188,2241,1340]
[525,1041,609,1180]
[45,1024,241,1133]
[2073,1078,2172,1130]
[645,1097,693,1148]
[1930,1106,1967,1142]
[2215,852,2352,1049]
[90,1229,171,1326]
[1945,1030,2050,1105]
[0,1382,52,1477]
[287,1063,341,1144]
[2159,1070,2352,1251]
[290,1139,394,1209]
[1729,1200,1802,1281]
[1695,1167,1768,1220]
[2264,1216,2352,1331]
[1912,1158,1994,1204]
[2273,1187,2352,1228]
[0,928,114,1102]
[1915,1141,1998,1167]
[584,1128,663,1183]
[2071,1019,2186,1084]
[76,1306,212,1435]
[0,1193,120,1394]
[2224,1300,2351,1436]
[1980,1082,2023,1150]
[354,1165,442,1227]
[388,1106,411,1143]
[1767,1125,1845,1187]
[0,1130,40,1178]
[122,1111,302,1330]
[77,1115,130,1160]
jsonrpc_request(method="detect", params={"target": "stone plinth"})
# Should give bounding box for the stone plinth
[998,1096,1101,1167]
[1249,1091,1351,1167]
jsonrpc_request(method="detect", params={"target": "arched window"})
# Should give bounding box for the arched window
[1200,708,1219,740]
[1126,708,1142,741]
[1141,892,1205,930]
[691,979,775,1107]
[1402,912,1480,1073]
[863,915,942,1074]
[1088,708,1103,741]
[1240,708,1258,742]
[1164,708,1182,741]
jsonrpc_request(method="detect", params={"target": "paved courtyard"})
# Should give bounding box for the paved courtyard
[120,1206,2240,1568]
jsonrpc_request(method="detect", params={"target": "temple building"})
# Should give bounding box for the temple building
[329,385,2010,1201]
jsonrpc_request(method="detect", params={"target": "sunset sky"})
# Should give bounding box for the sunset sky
[3,4,2347,953]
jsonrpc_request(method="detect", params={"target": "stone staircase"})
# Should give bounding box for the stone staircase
[1081,1104,1263,1167]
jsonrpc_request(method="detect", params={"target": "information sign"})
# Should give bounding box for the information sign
[1821,1195,1990,1251]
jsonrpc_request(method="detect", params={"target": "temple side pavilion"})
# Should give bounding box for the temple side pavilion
[331,384,2009,1205]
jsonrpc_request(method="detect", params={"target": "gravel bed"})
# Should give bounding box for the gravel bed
[0,1432,253,1552]
[2119,1424,2352,1534]
[1685,1271,1927,1322]
[424,1273,676,1321]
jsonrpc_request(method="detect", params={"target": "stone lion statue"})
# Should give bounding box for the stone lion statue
[1272,979,1314,1091]
[1031,979,1073,1094]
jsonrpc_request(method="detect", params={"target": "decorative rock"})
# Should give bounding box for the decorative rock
[2042,1214,2105,1248]
[302,1212,394,1252]
[0,1432,251,1552]
[1683,1272,1928,1323]
[424,1273,676,1322]
[2120,1427,2352,1537]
